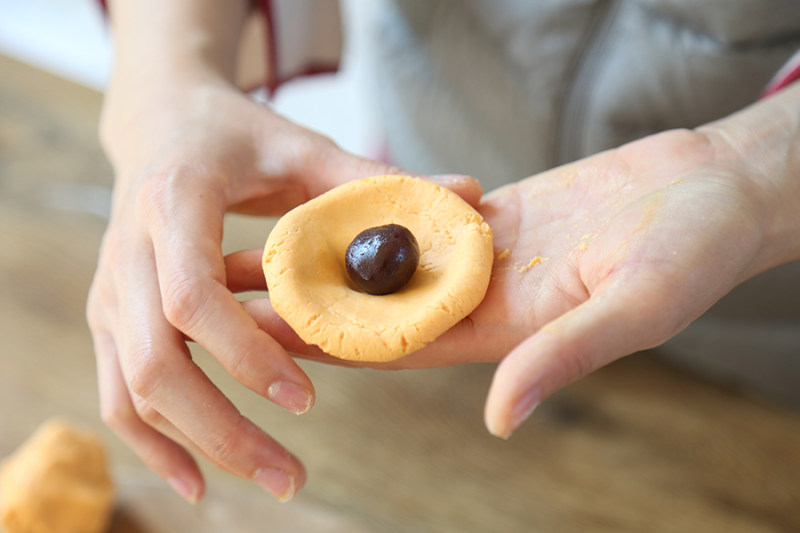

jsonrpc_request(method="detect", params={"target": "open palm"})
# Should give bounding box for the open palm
[245,129,767,436]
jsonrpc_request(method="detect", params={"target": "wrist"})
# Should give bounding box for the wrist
[106,0,249,84]
[696,82,800,275]
[101,0,251,169]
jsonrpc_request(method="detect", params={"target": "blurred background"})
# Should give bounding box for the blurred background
[0,0,113,91]
[0,0,378,154]
[2,1,800,532]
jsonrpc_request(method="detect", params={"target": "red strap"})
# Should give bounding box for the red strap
[255,0,280,94]
[256,0,339,96]
[762,52,800,98]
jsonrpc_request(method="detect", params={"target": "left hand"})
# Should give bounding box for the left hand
[241,128,772,437]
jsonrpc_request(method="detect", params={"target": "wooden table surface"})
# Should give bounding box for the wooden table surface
[2,54,800,533]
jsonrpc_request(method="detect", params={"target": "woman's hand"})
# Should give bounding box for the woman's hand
[91,0,485,501]
[244,123,794,438]
[87,77,442,502]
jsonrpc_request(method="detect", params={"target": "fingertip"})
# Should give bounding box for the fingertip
[254,467,298,502]
[224,249,268,293]
[484,334,548,439]
[267,380,315,415]
[484,378,515,439]
[429,174,484,208]
[484,401,510,439]
[167,475,205,504]
[486,386,540,439]
[254,455,307,503]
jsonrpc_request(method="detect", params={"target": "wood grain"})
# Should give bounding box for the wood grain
[1,53,799,533]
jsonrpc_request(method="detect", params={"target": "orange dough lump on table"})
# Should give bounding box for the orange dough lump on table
[0,419,115,533]
[263,175,494,362]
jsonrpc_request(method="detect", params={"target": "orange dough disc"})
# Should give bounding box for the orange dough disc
[263,175,493,362]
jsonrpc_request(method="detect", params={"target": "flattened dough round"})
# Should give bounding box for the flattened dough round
[263,175,493,362]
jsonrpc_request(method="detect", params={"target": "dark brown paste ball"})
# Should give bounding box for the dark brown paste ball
[345,224,420,295]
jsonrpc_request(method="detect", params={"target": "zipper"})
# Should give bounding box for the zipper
[555,0,622,166]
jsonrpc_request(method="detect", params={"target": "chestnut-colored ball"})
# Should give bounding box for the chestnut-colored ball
[345,224,420,295]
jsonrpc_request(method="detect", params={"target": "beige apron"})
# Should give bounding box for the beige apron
[267,0,800,405]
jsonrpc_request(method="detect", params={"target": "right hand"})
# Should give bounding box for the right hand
[87,81,474,502]
[241,127,786,441]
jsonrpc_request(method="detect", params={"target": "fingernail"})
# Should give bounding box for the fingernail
[505,388,540,439]
[268,381,314,414]
[430,173,472,186]
[255,467,296,503]
[167,476,199,504]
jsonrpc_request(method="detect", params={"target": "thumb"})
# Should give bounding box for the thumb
[312,146,484,209]
[484,281,673,439]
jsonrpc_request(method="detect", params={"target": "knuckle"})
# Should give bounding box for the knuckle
[135,172,165,219]
[225,348,255,385]
[100,397,137,433]
[125,344,164,401]
[101,234,127,265]
[85,292,104,331]
[161,276,210,331]
[565,350,594,383]
[136,169,183,224]
[131,394,164,427]
[286,131,336,168]
[284,136,316,168]
[206,417,249,468]
[136,165,225,222]
[383,165,404,176]
[86,279,115,331]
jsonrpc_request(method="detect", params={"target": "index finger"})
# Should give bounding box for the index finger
[141,172,314,414]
